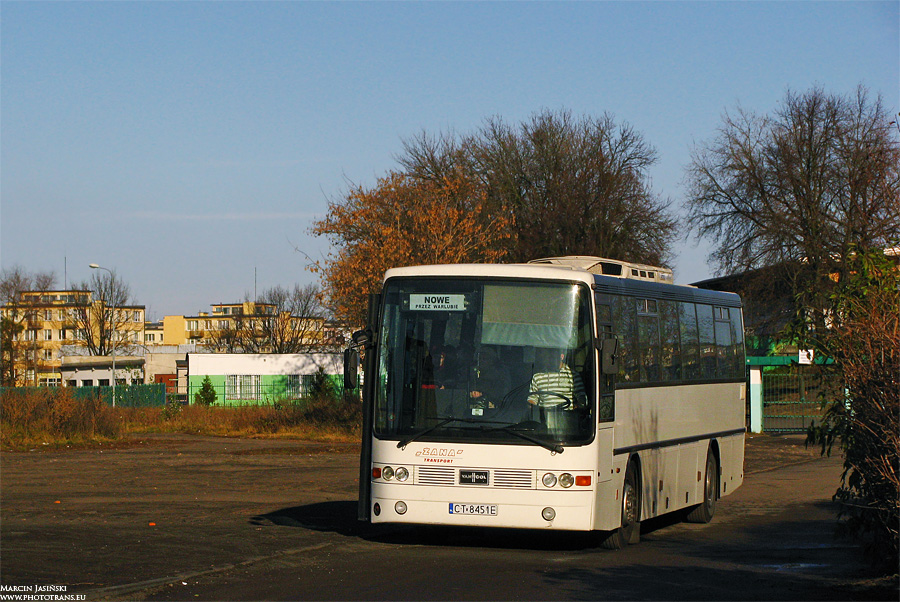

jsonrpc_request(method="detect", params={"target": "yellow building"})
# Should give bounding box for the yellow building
[153,301,325,351]
[1,290,145,386]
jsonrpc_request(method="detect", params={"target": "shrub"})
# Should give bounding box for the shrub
[808,249,899,572]
[194,376,218,406]
[0,387,123,448]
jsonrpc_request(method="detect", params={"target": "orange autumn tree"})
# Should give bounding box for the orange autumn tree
[311,169,513,325]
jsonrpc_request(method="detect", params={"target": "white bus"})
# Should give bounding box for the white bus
[345,257,746,547]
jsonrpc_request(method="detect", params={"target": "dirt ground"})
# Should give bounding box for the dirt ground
[0,432,891,600]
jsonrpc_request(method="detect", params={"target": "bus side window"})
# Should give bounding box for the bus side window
[637,299,661,382]
[714,307,733,379]
[659,300,681,381]
[731,309,746,377]
[679,302,700,381]
[611,295,638,382]
[696,304,716,380]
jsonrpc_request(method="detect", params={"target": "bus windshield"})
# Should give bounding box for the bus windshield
[374,278,594,447]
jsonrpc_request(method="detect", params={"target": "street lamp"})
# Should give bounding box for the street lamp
[89,263,117,407]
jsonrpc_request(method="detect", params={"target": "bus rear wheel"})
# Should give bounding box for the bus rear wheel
[686,448,718,523]
[601,463,640,549]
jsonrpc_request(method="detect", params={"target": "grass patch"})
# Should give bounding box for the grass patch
[2,389,362,451]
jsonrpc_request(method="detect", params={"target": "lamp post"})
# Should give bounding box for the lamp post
[89,263,117,407]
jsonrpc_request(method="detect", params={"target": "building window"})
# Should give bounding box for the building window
[187,320,198,331]
[58,309,66,320]
[225,375,259,400]
[134,311,142,322]
[43,349,53,361]
[44,329,53,341]
[145,333,155,342]
[82,379,94,387]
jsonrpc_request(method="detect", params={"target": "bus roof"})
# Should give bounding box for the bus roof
[382,259,742,308]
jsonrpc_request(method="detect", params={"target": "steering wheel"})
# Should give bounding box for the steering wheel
[528,390,572,409]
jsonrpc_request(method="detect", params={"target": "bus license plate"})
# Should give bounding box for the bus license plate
[449,503,498,516]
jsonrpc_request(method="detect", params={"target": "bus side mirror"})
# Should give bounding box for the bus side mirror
[343,348,360,390]
[601,338,619,375]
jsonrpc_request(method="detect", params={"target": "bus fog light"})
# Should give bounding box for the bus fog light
[373,503,381,516]
[541,507,556,521]
[395,467,409,482]
[382,466,394,480]
[542,473,557,487]
[395,501,408,515]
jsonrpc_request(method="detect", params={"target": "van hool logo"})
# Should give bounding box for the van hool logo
[416,447,464,463]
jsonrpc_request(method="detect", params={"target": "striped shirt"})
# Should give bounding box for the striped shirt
[527,365,586,408]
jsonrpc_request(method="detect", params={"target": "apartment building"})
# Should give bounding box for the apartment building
[155,301,326,350]
[1,290,145,386]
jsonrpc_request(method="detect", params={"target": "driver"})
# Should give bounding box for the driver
[527,348,586,408]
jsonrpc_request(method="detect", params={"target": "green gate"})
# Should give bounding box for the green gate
[747,357,839,433]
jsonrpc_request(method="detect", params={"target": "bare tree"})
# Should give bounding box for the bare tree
[0,266,57,385]
[211,284,326,353]
[399,109,679,267]
[70,270,135,356]
[684,85,900,321]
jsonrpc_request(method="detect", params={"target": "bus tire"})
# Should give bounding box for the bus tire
[686,448,718,523]
[601,462,640,549]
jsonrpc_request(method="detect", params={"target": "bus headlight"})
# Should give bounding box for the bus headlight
[382,466,394,480]
[559,473,574,488]
[395,466,409,482]
[542,472,557,487]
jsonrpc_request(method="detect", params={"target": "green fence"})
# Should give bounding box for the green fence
[0,384,168,408]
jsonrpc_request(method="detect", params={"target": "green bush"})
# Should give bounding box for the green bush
[194,376,217,407]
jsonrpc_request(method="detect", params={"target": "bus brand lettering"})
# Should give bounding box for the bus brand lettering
[417,448,464,457]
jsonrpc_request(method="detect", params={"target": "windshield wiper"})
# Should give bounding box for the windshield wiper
[397,416,458,450]
[396,416,511,450]
[396,417,564,454]
[483,424,565,455]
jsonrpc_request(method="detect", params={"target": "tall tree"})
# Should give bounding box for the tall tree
[71,270,135,356]
[311,169,513,324]
[0,266,57,386]
[684,85,900,327]
[400,109,678,266]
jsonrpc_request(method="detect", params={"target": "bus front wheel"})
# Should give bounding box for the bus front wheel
[601,462,640,550]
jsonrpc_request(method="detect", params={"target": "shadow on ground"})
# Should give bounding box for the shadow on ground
[250,499,703,552]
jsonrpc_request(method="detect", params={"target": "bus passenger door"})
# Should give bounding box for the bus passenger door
[595,297,616,424]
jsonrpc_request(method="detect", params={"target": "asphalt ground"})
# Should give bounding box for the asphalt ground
[0,433,894,600]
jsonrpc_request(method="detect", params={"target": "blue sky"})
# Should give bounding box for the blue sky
[2,1,897,319]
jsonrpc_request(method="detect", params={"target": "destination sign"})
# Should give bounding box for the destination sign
[408,294,466,311]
